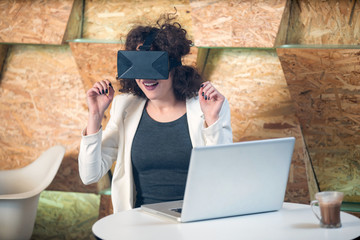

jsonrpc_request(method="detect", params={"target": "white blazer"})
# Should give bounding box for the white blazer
[78,93,233,213]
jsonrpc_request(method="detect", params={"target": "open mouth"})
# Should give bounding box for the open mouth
[143,81,158,86]
[142,80,159,89]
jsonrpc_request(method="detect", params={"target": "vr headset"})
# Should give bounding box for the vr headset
[117,30,182,80]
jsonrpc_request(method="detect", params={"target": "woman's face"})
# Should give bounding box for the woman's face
[135,75,175,102]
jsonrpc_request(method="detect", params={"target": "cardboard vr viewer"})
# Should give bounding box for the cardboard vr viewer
[117,50,170,80]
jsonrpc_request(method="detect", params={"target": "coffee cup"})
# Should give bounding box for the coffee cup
[310,191,344,228]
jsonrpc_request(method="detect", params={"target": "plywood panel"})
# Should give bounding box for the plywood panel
[203,48,310,203]
[0,44,8,77]
[196,47,210,75]
[277,48,360,202]
[190,0,287,47]
[69,42,122,92]
[274,0,291,46]
[287,0,360,45]
[0,45,88,170]
[82,0,194,42]
[0,0,77,44]
[98,194,113,219]
[63,0,84,42]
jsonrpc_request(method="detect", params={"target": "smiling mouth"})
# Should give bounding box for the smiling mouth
[142,80,159,90]
[143,81,158,87]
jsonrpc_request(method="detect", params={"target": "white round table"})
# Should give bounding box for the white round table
[93,202,360,240]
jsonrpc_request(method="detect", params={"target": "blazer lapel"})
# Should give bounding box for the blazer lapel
[123,97,147,153]
[186,96,204,147]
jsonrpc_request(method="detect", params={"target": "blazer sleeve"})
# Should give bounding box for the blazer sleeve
[202,98,233,145]
[78,97,121,185]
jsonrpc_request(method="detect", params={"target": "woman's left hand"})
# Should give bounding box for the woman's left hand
[198,81,225,127]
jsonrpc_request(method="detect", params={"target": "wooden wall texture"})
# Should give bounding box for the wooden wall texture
[1,0,359,204]
[277,48,360,202]
[82,0,194,41]
[0,45,87,168]
[277,0,360,202]
[190,0,287,47]
[0,0,82,44]
[286,0,360,45]
[0,45,8,77]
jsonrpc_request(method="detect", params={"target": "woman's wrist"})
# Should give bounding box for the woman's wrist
[204,115,219,128]
[86,114,103,135]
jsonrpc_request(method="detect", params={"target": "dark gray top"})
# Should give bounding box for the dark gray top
[131,107,192,208]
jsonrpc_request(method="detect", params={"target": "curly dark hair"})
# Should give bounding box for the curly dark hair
[118,13,203,101]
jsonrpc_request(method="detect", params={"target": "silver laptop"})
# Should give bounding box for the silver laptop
[141,137,295,223]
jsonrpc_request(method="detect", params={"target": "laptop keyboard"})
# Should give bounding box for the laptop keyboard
[170,208,182,214]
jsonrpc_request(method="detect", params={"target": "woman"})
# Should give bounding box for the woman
[78,14,233,213]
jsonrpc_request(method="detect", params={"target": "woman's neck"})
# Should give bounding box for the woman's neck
[146,98,186,122]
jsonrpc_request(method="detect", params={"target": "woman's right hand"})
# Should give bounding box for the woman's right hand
[86,80,115,135]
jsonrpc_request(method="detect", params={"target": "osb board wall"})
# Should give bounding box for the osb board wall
[0,45,8,76]
[202,48,311,203]
[0,45,88,170]
[0,0,76,44]
[274,0,291,46]
[82,0,194,42]
[287,0,360,45]
[277,48,360,202]
[69,42,122,92]
[189,0,287,47]
[62,0,84,42]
